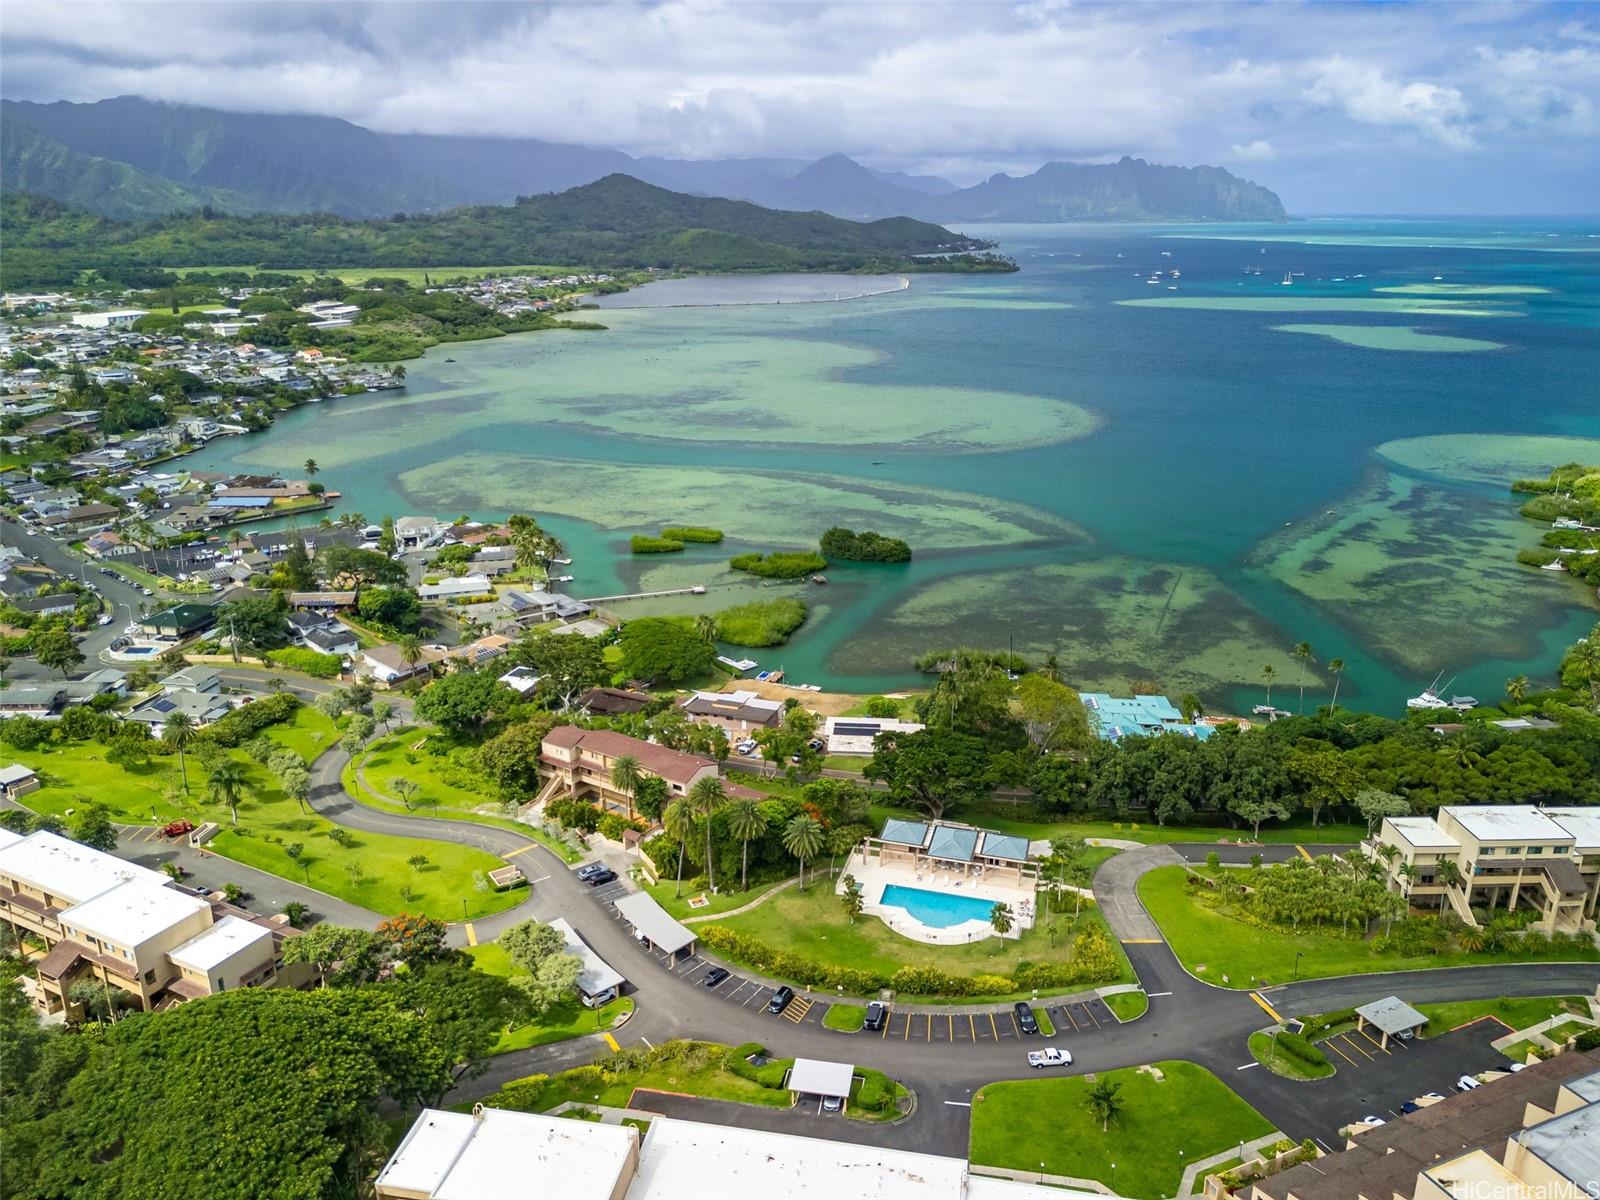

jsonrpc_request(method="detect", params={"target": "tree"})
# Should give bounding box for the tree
[1354,788,1409,833]
[206,758,249,826]
[358,585,421,633]
[163,710,196,792]
[303,458,319,477]
[281,924,382,986]
[277,534,316,592]
[989,901,1014,936]
[783,813,825,890]
[694,613,717,646]
[282,900,309,928]
[1231,794,1291,840]
[726,797,768,891]
[475,715,557,797]
[1261,663,1277,707]
[375,913,450,968]
[500,919,566,974]
[220,593,291,656]
[841,873,864,923]
[32,628,84,677]
[280,765,311,814]
[371,698,394,731]
[70,804,118,853]
[863,696,901,718]
[415,670,512,738]
[393,779,420,812]
[632,774,669,823]
[506,514,546,576]
[1293,641,1315,714]
[317,544,406,588]
[407,853,429,871]
[1505,675,1529,705]
[610,754,643,820]
[755,704,821,780]
[617,617,716,685]
[512,627,606,710]
[664,797,696,898]
[1085,1078,1124,1132]
[498,919,582,1016]
[864,728,989,820]
[1015,675,1090,754]
[1327,658,1346,712]
[1178,692,1204,724]
[688,776,727,892]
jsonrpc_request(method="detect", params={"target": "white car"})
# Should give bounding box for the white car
[1457,1075,1482,1092]
[1358,1115,1385,1127]
[1027,1047,1072,1070]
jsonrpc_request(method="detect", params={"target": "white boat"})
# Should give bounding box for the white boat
[1540,560,1567,572]
[1407,690,1452,710]
[551,557,572,565]
[1432,275,1444,281]
[1281,271,1293,286]
[553,574,575,582]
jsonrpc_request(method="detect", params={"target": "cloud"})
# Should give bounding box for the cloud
[1228,139,1277,162]
[0,1,1595,209]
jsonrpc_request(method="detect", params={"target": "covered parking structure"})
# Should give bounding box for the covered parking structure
[785,1057,855,1111]
[1356,995,1428,1048]
[613,892,696,965]
[548,918,626,1004]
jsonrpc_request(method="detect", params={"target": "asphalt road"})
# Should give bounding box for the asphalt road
[3,516,150,675]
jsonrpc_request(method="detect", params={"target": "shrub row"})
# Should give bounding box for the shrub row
[660,526,723,543]
[699,926,886,994]
[630,535,684,554]
[1275,1032,1330,1070]
[722,1043,790,1088]
[203,692,301,747]
[728,551,827,579]
[854,1068,895,1113]
[265,647,344,678]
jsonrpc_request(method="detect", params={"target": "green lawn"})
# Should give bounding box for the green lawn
[971,1061,1275,1200]
[712,880,1133,999]
[644,875,792,922]
[1032,1005,1055,1036]
[491,1042,797,1113]
[1413,996,1585,1036]
[1104,991,1149,1022]
[174,263,571,285]
[971,811,1368,848]
[464,941,633,1051]
[21,714,522,922]
[1138,866,1600,988]
[1544,1018,1594,1046]
[1249,1031,1335,1080]
[823,1003,867,1032]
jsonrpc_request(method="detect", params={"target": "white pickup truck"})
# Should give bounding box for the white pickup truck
[1027,1047,1073,1069]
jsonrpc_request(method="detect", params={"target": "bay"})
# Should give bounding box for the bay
[184,218,1600,714]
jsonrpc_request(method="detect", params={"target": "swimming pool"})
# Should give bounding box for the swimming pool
[879,884,998,929]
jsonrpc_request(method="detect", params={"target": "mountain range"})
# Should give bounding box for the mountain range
[0,96,1287,224]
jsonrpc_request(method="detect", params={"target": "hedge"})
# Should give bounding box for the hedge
[1276,1032,1330,1070]
[631,536,684,554]
[265,647,344,679]
[854,1068,894,1113]
[660,527,723,544]
[203,692,301,747]
[728,551,828,579]
[723,1043,791,1089]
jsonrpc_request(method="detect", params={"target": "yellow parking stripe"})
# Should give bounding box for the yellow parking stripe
[1324,1037,1358,1067]
[925,1014,931,1042]
[1358,1029,1391,1054]
[948,1014,954,1041]
[988,1012,999,1040]
[1249,992,1284,1022]
[968,1014,976,1041]
[1120,938,1162,944]
[903,1015,911,1041]
[1342,1034,1374,1061]
[464,923,478,946]
[603,1033,619,1052]
[1296,845,1312,862]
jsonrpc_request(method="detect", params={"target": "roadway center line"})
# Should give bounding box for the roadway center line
[1147,991,1173,997]
[1236,1062,1259,1070]
[524,874,551,885]
[943,1100,972,1107]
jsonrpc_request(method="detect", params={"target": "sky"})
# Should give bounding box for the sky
[2,0,1597,214]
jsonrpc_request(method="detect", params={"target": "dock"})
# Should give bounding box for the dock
[580,585,708,603]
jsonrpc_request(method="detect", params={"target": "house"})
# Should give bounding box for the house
[82,530,130,558]
[418,574,492,601]
[1081,693,1208,741]
[502,589,592,625]
[679,689,785,735]
[288,590,358,613]
[69,309,149,329]
[454,634,511,668]
[58,668,128,707]
[12,592,80,619]
[138,603,216,641]
[393,516,446,549]
[377,1106,1081,1200]
[1367,806,1600,934]
[0,830,299,1018]
[59,503,122,532]
[823,715,925,755]
[122,680,234,734]
[0,687,65,719]
[577,687,654,717]
[498,666,541,695]
[160,666,221,693]
[0,764,39,799]
[359,643,442,686]
[303,625,360,658]
[538,727,760,818]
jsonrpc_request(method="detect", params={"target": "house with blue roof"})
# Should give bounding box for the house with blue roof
[1081,692,1213,742]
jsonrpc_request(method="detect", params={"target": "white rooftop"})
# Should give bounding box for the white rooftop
[169,914,273,973]
[376,1108,636,1200]
[61,878,209,947]
[0,827,23,851]
[0,830,167,907]
[613,891,696,955]
[1387,817,1460,850]
[787,1057,855,1098]
[0,763,36,785]
[1442,806,1574,844]
[633,1117,969,1199]
[1542,809,1600,853]
[548,917,625,996]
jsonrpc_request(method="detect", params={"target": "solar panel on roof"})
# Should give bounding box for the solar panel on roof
[152,698,176,713]
[833,722,881,737]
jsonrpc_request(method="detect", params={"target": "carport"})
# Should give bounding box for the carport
[1356,995,1428,1048]
[613,892,697,964]
[548,917,626,1004]
[785,1057,854,1111]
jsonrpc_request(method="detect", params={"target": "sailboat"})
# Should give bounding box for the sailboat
[1280,271,1294,286]
[1407,670,1454,710]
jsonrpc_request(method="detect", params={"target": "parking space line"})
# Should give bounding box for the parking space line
[1323,1038,1358,1067]
[924,1014,931,1042]
[1010,1011,1022,1037]
[968,1014,976,1041]
[1358,1030,1390,1055]
[947,1014,954,1041]
[502,844,542,858]
[464,923,477,946]
[1081,1003,1099,1029]
[987,1012,998,1040]
[1342,1033,1374,1061]
[1061,1005,1079,1032]
[1296,844,1312,862]
[881,1015,890,1038]
[903,1014,911,1041]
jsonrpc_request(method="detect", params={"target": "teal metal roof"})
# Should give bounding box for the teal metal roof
[979,832,1030,862]
[926,824,979,863]
[880,819,929,847]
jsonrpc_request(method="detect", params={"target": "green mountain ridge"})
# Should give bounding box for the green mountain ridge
[0,176,1000,289]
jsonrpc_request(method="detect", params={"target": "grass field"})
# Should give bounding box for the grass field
[173,263,573,285]
[712,879,1133,998]
[1249,1031,1335,1080]
[491,1042,797,1113]
[643,875,793,921]
[823,1003,867,1032]
[464,942,633,1051]
[21,712,522,921]
[969,811,1368,848]
[1413,996,1586,1037]
[1137,865,1600,988]
[1104,991,1149,1022]
[971,1061,1275,1199]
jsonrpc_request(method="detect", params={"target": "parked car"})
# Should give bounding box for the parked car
[1399,1102,1420,1114]
[767,986,795,1015]
[1027,1047,1072,1069]
[735,739,758,756]
[575,862,609,881]
[821,1094,843,1113]
[585,868,617,887]
[806,738,824,751]
[1014,1002,1038,1035]
[97,614,112,626]
[1358,1115,1385,1127]
[581,987,618,1009]
[702,967,731,989]
[1457,1075,1482,1092]
[863,1001,889,1032]
[161,820,196,838]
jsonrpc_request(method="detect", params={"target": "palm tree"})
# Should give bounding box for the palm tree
[396,635,423,677]
[664,797,695,898]
[1435,859,1465,892]
[694,614,717,646]
[537,531,565,577]
[688,777,727,892]
[206,759,249,827]
[990,902,1014,936]
[304,458,319,478]
[1505,675,1528,705]
[1261,663,1277,707]
[1397,862,1421,894]
[1293,641,1314,714]
[609,755,643,820]
[1084,1078,1124,1133]
[726,797,768,892]
[163,711,196,793]
[1327,658,1345,712]
[782,814,824,890]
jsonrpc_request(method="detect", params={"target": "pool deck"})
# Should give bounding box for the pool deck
[838,851,1037,944]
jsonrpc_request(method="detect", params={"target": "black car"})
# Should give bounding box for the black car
[574,862,608,881]
[585,868,618,887]
[1014,1001,1038,1035]
[702,967,730,988]
[767,986,795,1014]
[863,1001,889,1031]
